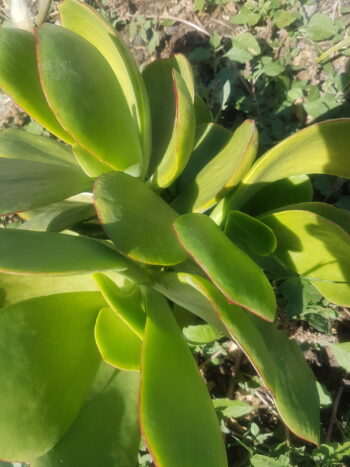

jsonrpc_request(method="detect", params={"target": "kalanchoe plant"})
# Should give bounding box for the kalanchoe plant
[0,0,350,465]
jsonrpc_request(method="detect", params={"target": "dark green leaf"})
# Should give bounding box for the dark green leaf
[0,158,92,215]
[181,273,320,444]
[37,24,142,175]
[0,292,104,461]
[225,210,277,256]
[33,364,140,467]
[0,28,73,143]
[174,213,276,321]
[140,288,228,467]
[94,171,187,265]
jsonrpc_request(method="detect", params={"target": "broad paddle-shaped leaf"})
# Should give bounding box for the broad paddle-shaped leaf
[0,28,73,143]
[140,288,228,467]
[95,307,141,370]
[37,24,142,175]
[225,211,277,256]
[177,123,231,191]
[181,273,320,444]
[94,171,187,265]
[59,0,151,173]
[212,119,350,224]
[0,158,92,215]
[94,273,145,338]
[261,210,350,305]
[0,129,76,166]
[173,120,258,213]
[0,292,104,461]
[0,229,147,281]
[174,213,276,321]
[33,364,140,467]
[0,272,99,309]
[143,60,195,187]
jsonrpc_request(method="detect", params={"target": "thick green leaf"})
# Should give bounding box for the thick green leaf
[143,61,195,187]
[0,272,99,309]
[268,202,350,235]
[181,273,320,444]
[33,364,140,467]
[194,94,212,124]
[174,214,276,321]
[225,211,277,256]
[171,54,195,102]
[152,271,227,333]
[37,24,142,175]
[73,145,113,177]
[59,0,151,172]
[0,158,92,215]
[241,175,313,217]
[261,210,350,305]
[213,119,350,224]
[94,171,187,265]
[0,28,73,143]
[140,288,228,467]
[173,120,258,213]
[329,342,350,372]
[95,307,141,370]
[0,292,104,461]
[0,129,75,166]
[0,229,146,279]
[94,273,145,338]
[178,123,232,191]
[19,201,96,232]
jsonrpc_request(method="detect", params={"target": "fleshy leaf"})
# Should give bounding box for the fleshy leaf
[95,307,141,370]
[33,364,140,467]
[73,145,113,177]
[194,94,212,124]
[140,288,228,467]
[18,201,96,232]
[174,213,276,321]
[241,175,313,217]
[181,273,320,445]
[0,158,92,215]
[267,202,350,235]
[178,123,231,191]
[213,119,350,224]
[0,292,104,461]
[94,171,187,265]
[152,271,227,333]
[0,272,99,309]
[59,0,151,172]
[37,24,142,175]
[94,273,145,338]
[143,60,195,187]
[173,120,258,213]
[0,229,146,280]
[261,210,350,305]
[0,28,73,143]
[225,210,277,256]
[171,54,195,102]
[0,129,75,166]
